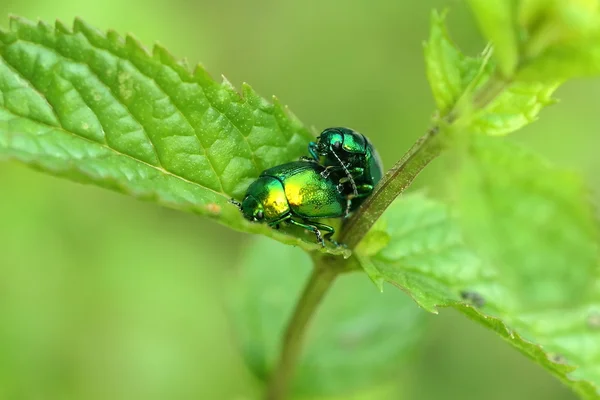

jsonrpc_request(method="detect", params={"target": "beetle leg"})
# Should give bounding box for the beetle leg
[286,218,326,247]
[308,221,342,247]
[299,155,317,163]
[349,167,364,179]
[308,142,320,161]
[330,150,358,197]
[320,165,342,178]
[337,168,365,186]
[229,198,242,210]
[268,214,292,229]
[343,184,375,217]
[352,184,374,197]
[344,198,352,218]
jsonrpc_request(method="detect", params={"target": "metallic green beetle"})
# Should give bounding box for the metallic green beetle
[308,127,383,214]
[231,161,345,247]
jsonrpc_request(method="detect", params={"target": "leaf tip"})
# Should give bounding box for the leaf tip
[72,17,84,32]
[72,17,98,37]
[8,14,32,33]
[54,19,71,34]
[36,19,53,32]
[193,62,213,84]
[428,306,440,315]
[241,82,262,105]
[0,17,15,42]
[105,29,125,47]
[430,8,450,25]
[221,74,234,89]
[152,43,173,61]
[240,81,252,94]
[271,95,284,112]
[125,33,151,57]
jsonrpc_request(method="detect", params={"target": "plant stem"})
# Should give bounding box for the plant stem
[265,256,341,400]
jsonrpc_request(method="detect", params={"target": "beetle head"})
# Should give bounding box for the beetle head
[317,128,344,154]
[241,195,265,222]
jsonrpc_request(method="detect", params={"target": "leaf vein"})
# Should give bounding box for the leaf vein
[0,110,229,199]
[0,53,61,127]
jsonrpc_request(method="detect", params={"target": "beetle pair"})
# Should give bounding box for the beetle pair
[231,127,383,247]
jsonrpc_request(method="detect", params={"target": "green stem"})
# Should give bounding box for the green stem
[265,256,341,400]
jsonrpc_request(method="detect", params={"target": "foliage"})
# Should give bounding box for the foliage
[1,1,600,398]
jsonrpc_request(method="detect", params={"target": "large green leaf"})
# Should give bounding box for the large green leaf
[229,236,427,398]
[361,187,600,399]
[0,17,348,255]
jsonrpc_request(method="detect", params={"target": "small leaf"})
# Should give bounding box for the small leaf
[0,17,348,255]
[471,80,560,136]
[229,237,427,398]
[360,191,600,398]
[423,10,464,114]
[466,0,519,78]
[423,10,493,115]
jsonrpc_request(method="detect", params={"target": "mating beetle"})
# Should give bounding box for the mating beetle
[308,127,383,214]
[231,161,345,247]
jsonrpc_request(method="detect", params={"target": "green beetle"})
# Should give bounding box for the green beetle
[231,161,345,247]
[308,127,383,215]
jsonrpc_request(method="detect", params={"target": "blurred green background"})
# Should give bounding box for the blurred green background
[1,0,599,399]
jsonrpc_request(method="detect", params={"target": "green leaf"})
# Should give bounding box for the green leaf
[361,190,600,398]
[423,10,558,135]
[457,135,598,309]
[517,0,600,82]
[518,0,600,56]
[456,0,600,109]
[229,237,427,398]
[471,80,559,136]
[423,10,465,115]
[466,0,519,78]
[423,10,493,116]
[464,0,600,81]
[0,17,348,256]
[518,36,600,82]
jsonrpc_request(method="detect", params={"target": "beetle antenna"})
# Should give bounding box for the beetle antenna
[332,150,358,196]
[229,198,242,210]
